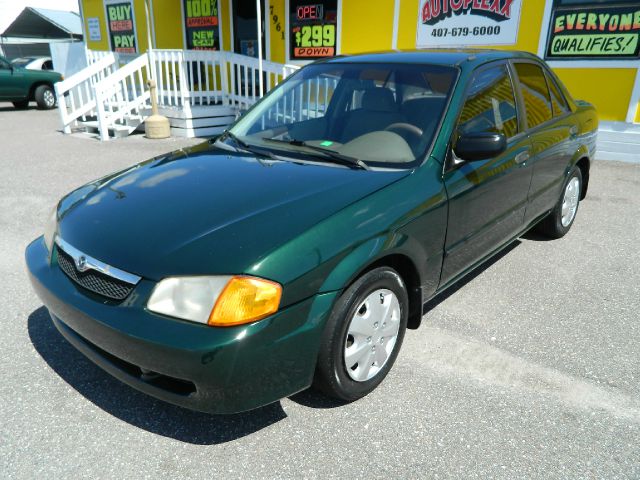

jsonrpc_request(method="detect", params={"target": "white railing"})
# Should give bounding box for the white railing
[151,49,227,110]
[55,52,120,133]
[57,49,301,140]
[225,51,298,111]
[263,75,338,127]
[86,49,115,65]
[94,53,152,141]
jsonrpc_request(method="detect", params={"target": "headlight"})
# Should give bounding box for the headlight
[147,275,282,327]
[43,206,58,254]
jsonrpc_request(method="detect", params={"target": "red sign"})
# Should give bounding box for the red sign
[186,16,218,27]
[297,4,324,20]
[294,46,335,57]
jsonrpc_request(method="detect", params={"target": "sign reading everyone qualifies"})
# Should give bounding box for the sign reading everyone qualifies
[547,5,640,59]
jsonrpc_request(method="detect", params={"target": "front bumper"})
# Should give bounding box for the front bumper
[26,237,337,414]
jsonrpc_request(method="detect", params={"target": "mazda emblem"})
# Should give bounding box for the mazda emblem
[76,255,88,272]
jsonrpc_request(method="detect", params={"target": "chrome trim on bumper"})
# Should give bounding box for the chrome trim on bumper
[54,236,142,285]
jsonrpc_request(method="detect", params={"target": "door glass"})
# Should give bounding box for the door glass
[545,71,569,117]
[514,63,553,128]
[458,64,519,139]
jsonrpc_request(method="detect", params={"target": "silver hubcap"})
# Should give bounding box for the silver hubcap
[44,89,55,106]
[344,289,401,382]
[561,177,580,227]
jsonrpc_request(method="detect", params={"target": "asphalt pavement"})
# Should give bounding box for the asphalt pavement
[1,106,639,479]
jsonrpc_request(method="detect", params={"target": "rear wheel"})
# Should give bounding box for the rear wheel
[35,85,56,109]
[536,166,582,239]
[313,267,408,401]
[12,100,29,109]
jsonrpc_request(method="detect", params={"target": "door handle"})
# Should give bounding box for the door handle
[515,151,530,164]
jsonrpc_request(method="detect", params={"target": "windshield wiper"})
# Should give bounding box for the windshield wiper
[262,137,369,170]
[217,131,276,159]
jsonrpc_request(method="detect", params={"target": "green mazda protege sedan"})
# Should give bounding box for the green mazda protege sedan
[26,50,597,414]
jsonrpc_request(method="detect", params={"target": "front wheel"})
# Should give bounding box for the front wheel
[536,166,582,239]
[35,85,56,109]
[313,267,408,402]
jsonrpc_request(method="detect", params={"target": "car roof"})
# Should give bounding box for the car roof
[317,49,541,69]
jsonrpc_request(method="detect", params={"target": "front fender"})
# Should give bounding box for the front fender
[251,160,448,309]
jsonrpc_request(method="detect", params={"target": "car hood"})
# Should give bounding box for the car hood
[56,142,409,280]
[18,66,62,81]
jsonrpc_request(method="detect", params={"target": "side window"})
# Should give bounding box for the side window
[545,70,569,117]
[43,60,53,70]
[0,59,10,70]
[514,63,553,129]
[458,64,519,139]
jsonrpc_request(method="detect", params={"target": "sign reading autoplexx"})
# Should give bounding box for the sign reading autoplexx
[546,4,640,59]
[416,0,522,48]
[106,1,136,53]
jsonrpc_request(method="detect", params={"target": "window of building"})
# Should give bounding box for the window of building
[458,64,519,139]
[514,63,553,129]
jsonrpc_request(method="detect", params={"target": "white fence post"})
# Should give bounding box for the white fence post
[95,87,110,141]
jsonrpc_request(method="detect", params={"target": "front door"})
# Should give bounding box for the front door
[441,62,532,286]
[0,58,24,99]
[231,0,266,58]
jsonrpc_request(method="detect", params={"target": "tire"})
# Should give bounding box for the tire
[313,267,409,402]
[12,100,29,109]
[35,85,56,109]
[536,166,582,239]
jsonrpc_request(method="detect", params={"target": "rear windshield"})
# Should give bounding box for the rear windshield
[11,58,32,67]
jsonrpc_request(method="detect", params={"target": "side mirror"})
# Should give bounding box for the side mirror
[453,132,507,162]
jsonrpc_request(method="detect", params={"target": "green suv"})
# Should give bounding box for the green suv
[0,54,62,109]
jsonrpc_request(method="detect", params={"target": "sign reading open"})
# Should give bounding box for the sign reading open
[290,0,338,60]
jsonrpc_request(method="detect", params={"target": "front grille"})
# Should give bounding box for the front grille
[57,247,135,301]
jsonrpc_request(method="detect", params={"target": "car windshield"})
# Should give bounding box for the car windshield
[10,58,33,67]
[224,62,458,169]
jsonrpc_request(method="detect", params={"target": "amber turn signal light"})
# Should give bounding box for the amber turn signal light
[208,276,282,327]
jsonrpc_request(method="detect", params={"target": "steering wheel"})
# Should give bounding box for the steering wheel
[384,123,424,144]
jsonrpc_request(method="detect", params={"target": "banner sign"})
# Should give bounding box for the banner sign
[106,1,136,53]
[290,1,338,60]
[183,0,219,50]
[546,5,640,59]
[416,0,522,48]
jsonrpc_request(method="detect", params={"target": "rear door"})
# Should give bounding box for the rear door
[512,61,576,223]
[441,62,533,285]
